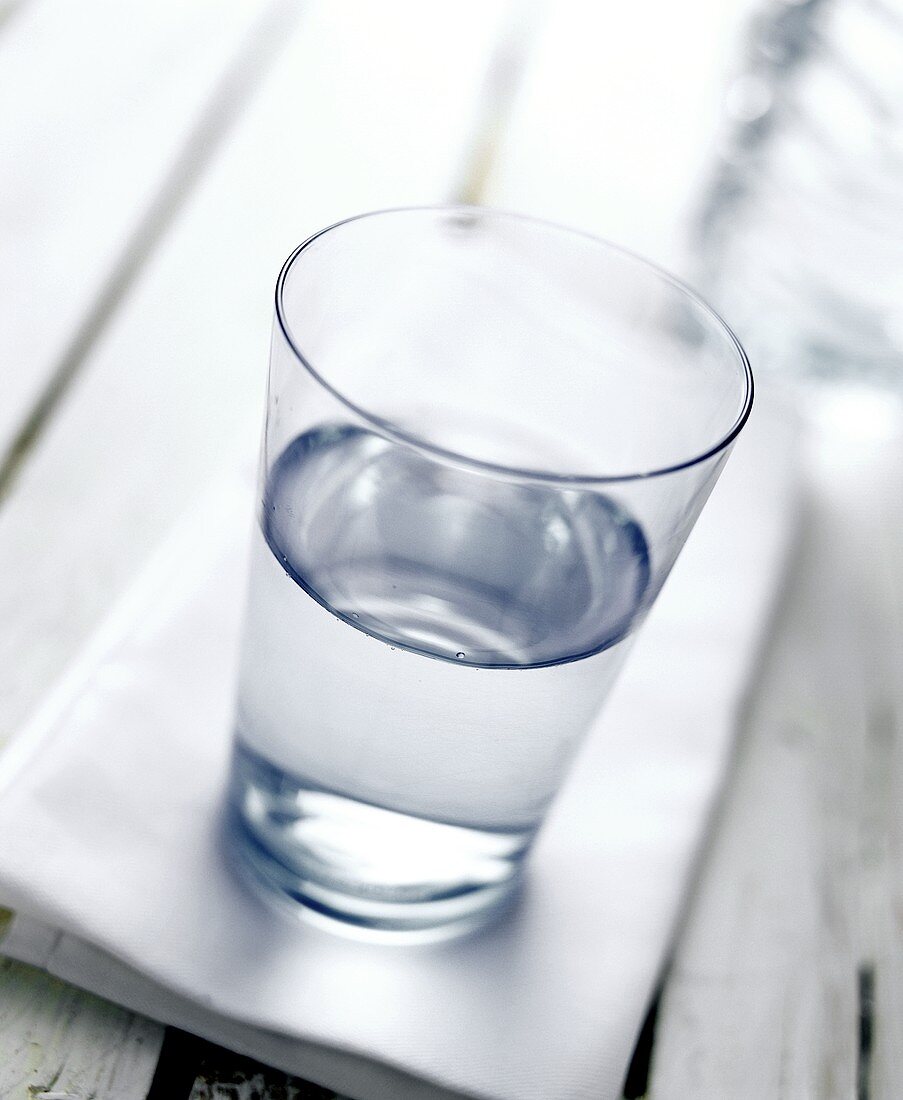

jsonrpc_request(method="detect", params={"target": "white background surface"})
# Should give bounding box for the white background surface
[5,2,902,1098]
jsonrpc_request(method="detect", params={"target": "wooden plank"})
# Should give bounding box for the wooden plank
[0,0,507,742]
[0,3,509,1096]
[481,7,901,1089]
[647,393,903,1098]
[0,2,290,1095]
[482,0,757,271]
[0,957,162,1100]
[0,0,274,454]
[0,1,281,1095]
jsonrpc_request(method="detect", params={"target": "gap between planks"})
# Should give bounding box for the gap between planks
[0,0,26,35]
[0,0,300,507]
[646,394,903,1099]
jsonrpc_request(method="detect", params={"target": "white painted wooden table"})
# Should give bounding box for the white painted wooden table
[2,2,900,1097]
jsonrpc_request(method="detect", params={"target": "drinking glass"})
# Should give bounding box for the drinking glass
[228,207,753,936]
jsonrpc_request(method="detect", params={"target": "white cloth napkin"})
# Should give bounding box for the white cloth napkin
[0,400,797,1100]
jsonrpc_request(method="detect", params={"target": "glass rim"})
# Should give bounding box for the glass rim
[274,205,754,486]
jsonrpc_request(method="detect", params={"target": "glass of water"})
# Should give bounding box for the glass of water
[229,207,753,936]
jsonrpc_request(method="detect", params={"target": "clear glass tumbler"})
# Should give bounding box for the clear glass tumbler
[229,207,753,936]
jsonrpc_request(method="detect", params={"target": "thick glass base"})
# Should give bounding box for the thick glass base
[229,742,529,938]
